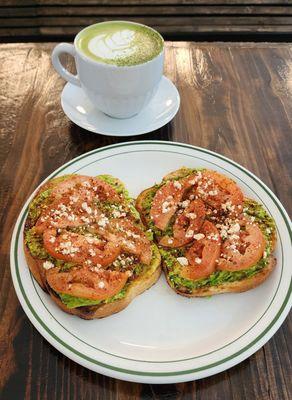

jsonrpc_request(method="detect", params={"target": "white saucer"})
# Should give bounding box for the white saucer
[61,76,180,136]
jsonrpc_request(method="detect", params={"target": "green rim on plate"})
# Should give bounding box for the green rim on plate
[12,141,292,378]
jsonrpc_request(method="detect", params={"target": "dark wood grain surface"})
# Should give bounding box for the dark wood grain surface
[0,41,291,399]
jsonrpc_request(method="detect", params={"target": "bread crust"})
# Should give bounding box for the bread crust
[24,176,161,319]
[135,187,154,225]
[163,256,276,297]
[136,168,277,297]
[24,241,47,290]
[46,264,161,319]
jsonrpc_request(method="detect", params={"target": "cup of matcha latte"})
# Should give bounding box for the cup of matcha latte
[52,21,164,118]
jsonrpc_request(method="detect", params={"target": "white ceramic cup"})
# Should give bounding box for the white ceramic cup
[51,21,164,119]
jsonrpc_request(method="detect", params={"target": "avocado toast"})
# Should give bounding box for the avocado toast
[24,174,161,319]
[136,168,276,297]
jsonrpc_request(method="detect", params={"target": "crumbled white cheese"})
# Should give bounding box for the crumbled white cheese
[98,281,105,289]
[181,200,190,208]
[173,180,182,189]
[162,201,172,214]
[228,223,240,234]
[59,203,67,212]
[177,257,189,266]
[81,202,92,214]
[221,201,235,212]
[207,233,219,241]
[186,212,197,220]
[43,261,54,270]
[186,229,194,238]
[195,257,202,264]
[97,216,109,227]
[193,233,205,240]
[88,249,96,257]
[112,209,123,218]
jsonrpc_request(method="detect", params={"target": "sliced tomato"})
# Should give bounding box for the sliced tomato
[35,193,100,234]
[217,219,266,271]
[150,174,199,231]
[150,180,184,231]
[43,229,121,267]
[51,175,120,202]
[195,170,243,213]
[36,176,122,233]
[159,199,206,247]
[180,221,221,280]
[51,175,91,198]
[46,266,128,301]
[97,219,152,265]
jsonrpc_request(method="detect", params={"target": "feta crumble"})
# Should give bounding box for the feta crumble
[43,261,54,270]
[177,257,189,266]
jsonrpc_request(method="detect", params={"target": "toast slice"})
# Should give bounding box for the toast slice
[24,174,161,319]
[136,167,277,297]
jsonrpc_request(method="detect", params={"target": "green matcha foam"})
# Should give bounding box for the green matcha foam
[77,21,164,67]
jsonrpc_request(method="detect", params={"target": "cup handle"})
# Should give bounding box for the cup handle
[51,43,81,87]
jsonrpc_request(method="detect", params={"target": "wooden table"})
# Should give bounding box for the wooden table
[0,42,291,400]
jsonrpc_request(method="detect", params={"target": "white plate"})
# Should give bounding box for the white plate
[10,141,291,384]
[61,76,180,136]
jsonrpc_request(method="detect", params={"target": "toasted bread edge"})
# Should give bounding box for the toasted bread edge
[163,255,276,297]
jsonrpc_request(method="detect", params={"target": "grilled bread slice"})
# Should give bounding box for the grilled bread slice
[136,167,276,297]
[24,174,161,319]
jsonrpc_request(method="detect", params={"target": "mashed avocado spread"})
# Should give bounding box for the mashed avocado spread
[59,287,128,308]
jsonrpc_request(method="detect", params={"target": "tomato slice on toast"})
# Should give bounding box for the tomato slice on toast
[195,170,243,213]
[51,175,120,202]
[46,266,128,301]
[159,199,206,247]
[43,229,121,267]
[217,219,266,271]
[180,221,221,280]
[97,219,152,265]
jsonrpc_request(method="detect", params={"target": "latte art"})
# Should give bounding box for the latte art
[77,21,163,66]
[88,30,136,61]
